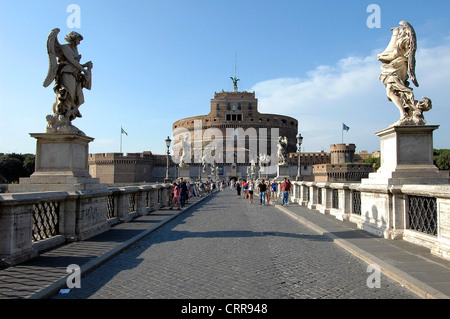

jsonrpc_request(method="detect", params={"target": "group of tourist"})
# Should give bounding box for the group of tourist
[170,177,293,210]
[170,178,226,210]
[233,177,292,206]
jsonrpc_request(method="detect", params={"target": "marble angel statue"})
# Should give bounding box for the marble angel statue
[277,136,288,165]
[201,155,207,173]
[43,28,93,134]
[377,21,431,126]
[179,134,190,167]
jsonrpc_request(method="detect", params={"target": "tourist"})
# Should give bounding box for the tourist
[271,179,278,203]
[179,178,188,207]
[248,179,254,204]
[280,177,291,206]
[186,181,191,203]
[258,179,267,205]
[242,179,248,199]
[266,180,271,205]
[170,182,181,210]
[236,179,241,198]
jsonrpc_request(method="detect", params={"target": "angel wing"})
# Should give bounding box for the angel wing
[400,21,419,87]
[43,28,62,88]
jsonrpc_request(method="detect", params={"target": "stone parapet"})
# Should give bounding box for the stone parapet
[0,183,172,267]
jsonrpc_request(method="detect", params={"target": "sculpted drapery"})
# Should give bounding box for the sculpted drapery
[44,28,93,134]
[377,21,431,127]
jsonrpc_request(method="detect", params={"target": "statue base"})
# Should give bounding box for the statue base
[275,164,290,181]
[9,132,103,193]
[362,125,449,185]
[178,165,191,181]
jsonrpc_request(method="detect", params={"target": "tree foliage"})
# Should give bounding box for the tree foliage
[362,157,380,170]
[434,149,450,171]
[0,154,35,183]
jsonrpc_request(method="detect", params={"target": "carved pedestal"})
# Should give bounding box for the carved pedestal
[178,165,191,181]
[362,125,448,185]
[276,164,290,181]
[9,132,102,193]
[359,125,449,240]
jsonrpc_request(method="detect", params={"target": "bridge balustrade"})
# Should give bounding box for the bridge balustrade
[278,181,450,261]
[0,184,172,267]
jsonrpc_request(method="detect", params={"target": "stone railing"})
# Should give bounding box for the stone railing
[0,183,172,267]
[287,181,450,261]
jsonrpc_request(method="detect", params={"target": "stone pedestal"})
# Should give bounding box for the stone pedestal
[359,125,448,240]
[9,132,103,193]
[276,164,290,181]
[178,165,191,180]
[362,125,449,185]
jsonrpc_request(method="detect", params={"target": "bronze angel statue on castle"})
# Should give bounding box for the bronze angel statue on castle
[43,28,93,134]
[378,21,431,127]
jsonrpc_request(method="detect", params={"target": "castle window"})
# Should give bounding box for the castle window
[227,103,231,110]
[237,114,242,121]
[248,111,252,116]
[238,103,241,110]
[216,104,220,110]
[248,103,252,109]
[226,114,231,121]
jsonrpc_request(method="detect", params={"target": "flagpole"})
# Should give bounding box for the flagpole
[120,126,123,153]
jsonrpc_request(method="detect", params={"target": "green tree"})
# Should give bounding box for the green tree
[434,149,450,170]
[0,153,35,183]
[23,154,35,175]
[363,157,380,171]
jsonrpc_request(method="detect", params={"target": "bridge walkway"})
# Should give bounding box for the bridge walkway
[0,188,449,299]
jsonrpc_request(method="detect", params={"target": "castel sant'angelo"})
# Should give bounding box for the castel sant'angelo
[172,78,299,179]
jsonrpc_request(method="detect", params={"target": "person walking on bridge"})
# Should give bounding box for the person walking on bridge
[258,179,267,205]
[248,179,254,204]
[170,182,181,210]
[236,179,241,198]
[281,178,291,207]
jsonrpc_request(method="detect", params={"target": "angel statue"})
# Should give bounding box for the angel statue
[277,136,288,165]
[201,155,207,173]
[250,159,256,176]
[377,21,431,127]
[43,28,93,134]
[230,76,240,92]
[179,134,191,167]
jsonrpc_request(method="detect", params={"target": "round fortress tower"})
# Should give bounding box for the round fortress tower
[330,144,356,164]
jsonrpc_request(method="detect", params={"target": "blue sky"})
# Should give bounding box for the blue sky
[1,0,449,155]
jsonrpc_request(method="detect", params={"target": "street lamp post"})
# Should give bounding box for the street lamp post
[296,133,303,181]
[165,136,171,183]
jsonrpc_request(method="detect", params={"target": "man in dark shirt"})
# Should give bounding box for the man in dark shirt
[258,179,267,205]
[280,178,291,206]
[179,178,188,207]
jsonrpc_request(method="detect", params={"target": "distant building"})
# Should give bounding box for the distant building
[355,150,381,162]
[172,88,298,179]
[88,152,175,184]
[313,144,374,182]
[287,151,331,181]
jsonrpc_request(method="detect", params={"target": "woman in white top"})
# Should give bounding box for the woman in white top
[248,179,254,204]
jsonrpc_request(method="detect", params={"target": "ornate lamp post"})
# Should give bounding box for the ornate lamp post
[296,133,303,181]
[165,136,171,183]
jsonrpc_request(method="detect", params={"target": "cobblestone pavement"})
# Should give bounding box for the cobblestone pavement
[53,190,418,299]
